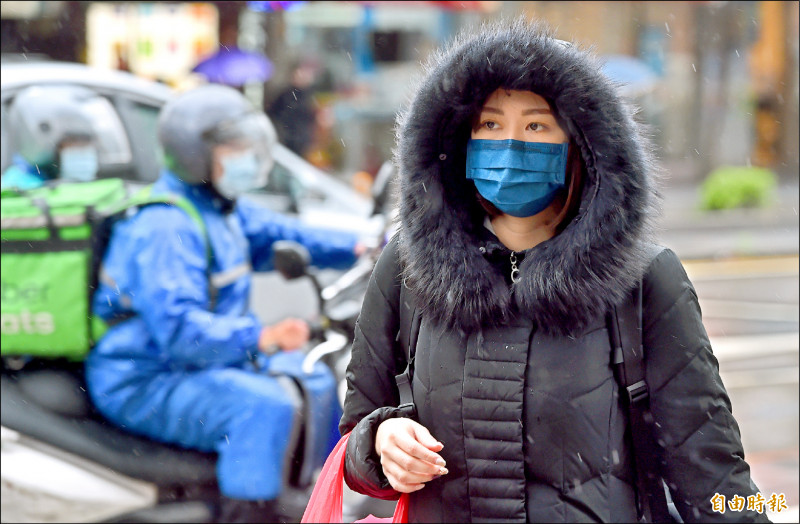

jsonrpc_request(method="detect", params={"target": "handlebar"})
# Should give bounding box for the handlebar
[301,330,348,374]
[320,256,375,302]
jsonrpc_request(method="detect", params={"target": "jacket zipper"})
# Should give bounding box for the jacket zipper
[510,251,520,283]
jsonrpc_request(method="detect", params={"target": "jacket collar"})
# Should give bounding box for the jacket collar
[154,170,235,215]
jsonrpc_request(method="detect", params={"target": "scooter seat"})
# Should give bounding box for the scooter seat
[15,368,92,418]
[1,369,218,489]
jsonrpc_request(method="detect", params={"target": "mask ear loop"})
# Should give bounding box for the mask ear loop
[551,142,586,233]
[548,100,596,217]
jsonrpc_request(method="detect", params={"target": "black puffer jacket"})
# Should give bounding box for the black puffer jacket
[340,18,768,523]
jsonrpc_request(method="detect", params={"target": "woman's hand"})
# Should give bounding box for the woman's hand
[258,318,310,353]
[375,417,448,493]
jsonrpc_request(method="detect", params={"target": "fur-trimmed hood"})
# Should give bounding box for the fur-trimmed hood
[394,18,662,336]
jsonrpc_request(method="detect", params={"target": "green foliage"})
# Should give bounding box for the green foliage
[699,165,777,211]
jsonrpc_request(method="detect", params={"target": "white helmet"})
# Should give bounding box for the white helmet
[8,85,97,178]
[157,84,277,190]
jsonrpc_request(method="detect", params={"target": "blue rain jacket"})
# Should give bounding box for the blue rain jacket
[85,170,356,499]
[1,154,47,190]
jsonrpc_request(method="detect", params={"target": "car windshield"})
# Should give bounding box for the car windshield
[268,142,372,216]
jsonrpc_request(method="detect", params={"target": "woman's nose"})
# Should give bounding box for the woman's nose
[505,128,527,142]
[503,121,528,142]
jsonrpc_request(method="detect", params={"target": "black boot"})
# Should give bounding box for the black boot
[216,497,288,524]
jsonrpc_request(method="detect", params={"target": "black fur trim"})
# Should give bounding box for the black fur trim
[394,17,662,336]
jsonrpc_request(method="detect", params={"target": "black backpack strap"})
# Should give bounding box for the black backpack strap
[609,280,674,523]
[395,278,421,418]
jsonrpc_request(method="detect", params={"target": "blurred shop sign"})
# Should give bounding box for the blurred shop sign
[0,1,63,19]
[247,1,309,12]
[284,0,497,28]
[356,1,498,11]
[86,3,218,85]
[284,1,364,27]
[426,1,499,10]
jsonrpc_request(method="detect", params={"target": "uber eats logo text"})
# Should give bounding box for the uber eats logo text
[1,280,55,335]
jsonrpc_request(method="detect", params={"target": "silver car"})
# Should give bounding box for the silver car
[0,58,386,240]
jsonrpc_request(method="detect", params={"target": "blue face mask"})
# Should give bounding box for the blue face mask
[466,139,569,217]
[59,146,98,182]
[215,150,263,200]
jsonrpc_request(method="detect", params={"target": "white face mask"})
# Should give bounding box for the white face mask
[60,146,99,182]
[214,149,266,199]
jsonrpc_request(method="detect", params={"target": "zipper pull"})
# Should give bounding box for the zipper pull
[510,251,520,283]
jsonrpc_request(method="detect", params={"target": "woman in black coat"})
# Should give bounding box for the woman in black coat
[340,18,769,523]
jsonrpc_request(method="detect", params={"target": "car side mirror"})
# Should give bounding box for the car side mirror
[272,240,311,280]
[371,160,397,216]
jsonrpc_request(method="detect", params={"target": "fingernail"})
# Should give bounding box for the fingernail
[439,467,449,475]
[435,457,446,467]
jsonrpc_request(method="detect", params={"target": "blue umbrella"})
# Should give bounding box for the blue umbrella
[192,46,273,87]
[600,54,658,97]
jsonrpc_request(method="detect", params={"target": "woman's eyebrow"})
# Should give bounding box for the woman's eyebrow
[480,107,552,116]
[522,108,552,116]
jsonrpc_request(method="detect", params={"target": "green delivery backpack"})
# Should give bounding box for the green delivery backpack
[0,178,208,361]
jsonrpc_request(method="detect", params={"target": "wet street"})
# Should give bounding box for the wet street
[684,255,799,522]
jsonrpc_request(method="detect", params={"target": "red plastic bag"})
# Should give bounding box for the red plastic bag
[301,432,409,523]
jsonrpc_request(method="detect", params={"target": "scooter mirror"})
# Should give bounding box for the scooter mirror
[370,160,397,216]
[272,240,311,280]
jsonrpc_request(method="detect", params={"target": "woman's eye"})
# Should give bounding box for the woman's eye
[527,122,544,131]
[481,121,498,130]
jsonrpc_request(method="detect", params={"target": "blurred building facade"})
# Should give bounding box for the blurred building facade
[2,0,798,183]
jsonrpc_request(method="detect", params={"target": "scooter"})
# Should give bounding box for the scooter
[0,241,381,524]
[271,238,401,524]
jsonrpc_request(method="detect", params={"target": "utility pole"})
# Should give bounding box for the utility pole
[778,1,800,178]
[749,0,797,174]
